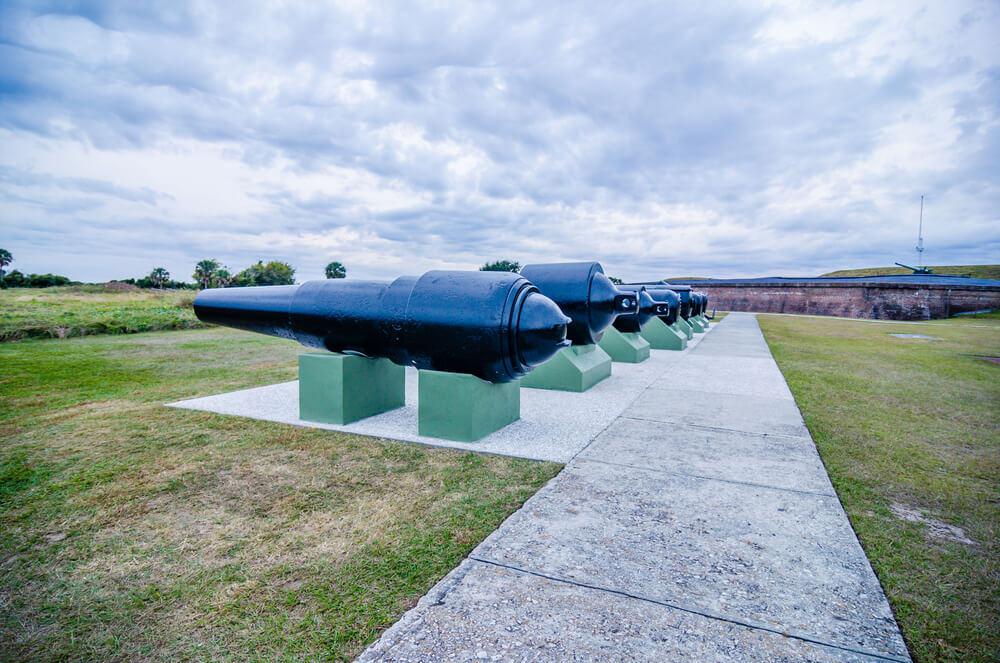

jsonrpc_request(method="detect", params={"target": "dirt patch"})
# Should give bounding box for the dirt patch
[890,503,976,545]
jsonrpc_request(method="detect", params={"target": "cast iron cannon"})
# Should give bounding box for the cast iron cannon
[695,292,709,316]
[518,262,644,344]
[630,281,694,319]
[193,270,571,383]
[618,284,680,325]
[610,286,665,333]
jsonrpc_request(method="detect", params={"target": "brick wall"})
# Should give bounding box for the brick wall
[695,283,1000,320]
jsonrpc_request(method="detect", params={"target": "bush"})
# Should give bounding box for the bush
[480,259,520,273]
[232,260,295,286]
[2,272,75,288]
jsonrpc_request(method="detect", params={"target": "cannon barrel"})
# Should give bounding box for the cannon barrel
[618,284,680,325]
[519,262,639,345]
[194,270,571,383]
[894,262,933,275]
[696,292,709,316]
[630,281,694,319]
[611,287,664,333]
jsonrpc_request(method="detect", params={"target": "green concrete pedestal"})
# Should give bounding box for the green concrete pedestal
[299,353,405,425]
[640,317,688,351]
[598,327,651,363]
[689,316,706,333]
[520,344,612,392]
[418,370,519,442]
[674,317,694,340]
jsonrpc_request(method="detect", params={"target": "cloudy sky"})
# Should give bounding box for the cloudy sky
[1,1,998,283]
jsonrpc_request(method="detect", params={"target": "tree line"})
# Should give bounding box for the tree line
[0,248,351,290]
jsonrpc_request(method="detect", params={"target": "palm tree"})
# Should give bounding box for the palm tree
[149,267,169,289]
[0,248,11,285]
[193,259,219,289]
[325,261,346,279]
[212,268,232,288]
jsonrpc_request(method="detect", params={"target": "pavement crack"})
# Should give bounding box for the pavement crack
[467,556,909,663]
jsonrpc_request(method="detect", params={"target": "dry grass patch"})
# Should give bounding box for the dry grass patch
[1,328,560,661]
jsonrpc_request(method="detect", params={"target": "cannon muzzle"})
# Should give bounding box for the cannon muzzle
[194,270,571,383]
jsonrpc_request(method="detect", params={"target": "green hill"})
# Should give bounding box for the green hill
[821,265,1000,280]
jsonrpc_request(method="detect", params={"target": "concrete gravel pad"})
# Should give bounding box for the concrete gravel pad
[167,327,712,463]
[357,313,911,662]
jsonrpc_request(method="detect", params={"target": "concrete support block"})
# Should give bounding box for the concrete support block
[598,327,651,363]
[688,316,706,333]
[520,344,613,392]
[299,353,405,425]
[674,317,694,339]
[418,370,520,441]
[639,317,688,351]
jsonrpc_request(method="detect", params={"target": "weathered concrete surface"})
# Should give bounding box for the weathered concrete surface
[357,313,911,662]
[472,460,904,659]
[360,561,898,663]
[579,418,834,494]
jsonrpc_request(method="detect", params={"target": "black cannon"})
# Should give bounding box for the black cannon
[696,292,709,316]
[629,281,694,319]
[618,284,680,325]
[519,262,643,345]
[193,270,571,383]
[611,287,665,333]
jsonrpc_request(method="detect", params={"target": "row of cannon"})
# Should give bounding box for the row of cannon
[193,261,710,384]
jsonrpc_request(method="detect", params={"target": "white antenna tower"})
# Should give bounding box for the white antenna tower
[915,195,925,267]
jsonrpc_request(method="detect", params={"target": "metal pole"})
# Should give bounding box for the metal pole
[916,195,925,267]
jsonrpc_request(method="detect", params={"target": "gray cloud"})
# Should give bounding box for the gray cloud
[0,0,997,283]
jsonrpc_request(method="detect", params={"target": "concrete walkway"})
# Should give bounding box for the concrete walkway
[357,313,911,662]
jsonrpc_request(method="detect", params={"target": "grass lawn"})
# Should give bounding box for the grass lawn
[0,328,560,661]
[820,264,1000,280]
[758,314,999,663]
[0,285,204,342]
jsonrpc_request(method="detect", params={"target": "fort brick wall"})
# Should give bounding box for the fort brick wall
[694,282,1000,320]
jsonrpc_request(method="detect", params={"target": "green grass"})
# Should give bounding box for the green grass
[0,328,560,662]
[820,264,1000,280]
[758,314,1000,663]
[0,286,204,341]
